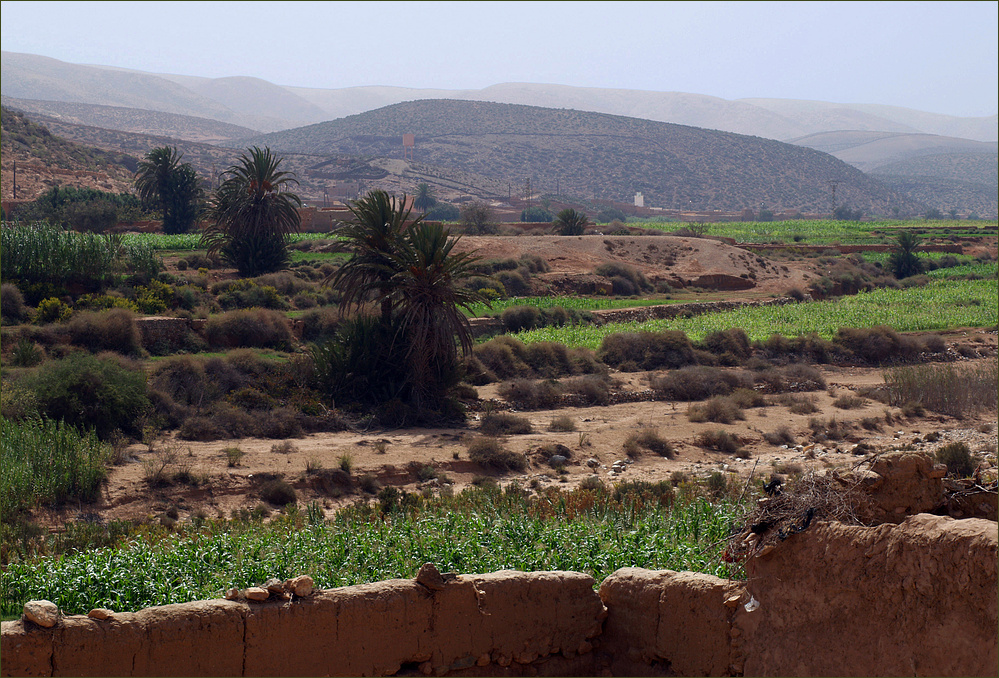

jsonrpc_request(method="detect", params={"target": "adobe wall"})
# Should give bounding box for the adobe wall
[2,514,995,677]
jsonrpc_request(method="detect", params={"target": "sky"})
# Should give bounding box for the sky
[1,0,996,117]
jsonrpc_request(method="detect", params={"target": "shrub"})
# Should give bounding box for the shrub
[687,396,745,424]
[8,337,44,368]
[548,415,577,432]
[752,363,826,393]
[703,328,752,360]
[203,308,293,349]
[466,437,527,472]
[224,447,245,467]
[66,308,143,356]
[763,427,796,446]
[695,430,742,454]
[563,375,611,406]
[298,307,342,343]
[259,479,297,506]
[773,393,819,414]
[651,365,752,401]
[497,379,562,410]
[935,442,976,478]
[884,362,997,419]
[623,429,675,459]
[35,297,72,324]
[834,326,921,364]
[832,394,866,410]
[1,283,28,322]
[23,352,149,440]
[501,306,542,333]
[599,330,696,371]
[479,412,534,435]
[594,262,651,292]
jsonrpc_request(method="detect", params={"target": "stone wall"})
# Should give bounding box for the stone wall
[2,514,995,677]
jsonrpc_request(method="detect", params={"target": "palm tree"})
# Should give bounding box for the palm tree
[414,183,437,213]
[552,208,589,235]
[384,222,487,408]
[888,231,923,279]
[202,147,301,277]
[325,190,419,323]
[135,146,203,234]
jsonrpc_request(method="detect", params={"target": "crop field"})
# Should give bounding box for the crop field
[466,295,682,317]
[512,274,998,349]
[641,219,997,245]
[0,488,741,616]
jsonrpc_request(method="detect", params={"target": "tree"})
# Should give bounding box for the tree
[383,222,486,409]
[135,147,203,234]
[460,202,497,234]
[322,190,487,417]
[596,207,627,223]
[326,189,417,324]
[888,231,923,279]
[202,147,302,277]
[521,206,553,223]
[552,208,588,235]
[424,203,460,221]
[414,183,437,212]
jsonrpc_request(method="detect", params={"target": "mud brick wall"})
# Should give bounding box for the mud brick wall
[2,514,996,677]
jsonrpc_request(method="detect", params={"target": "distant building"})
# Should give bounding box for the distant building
[634,192,644,208]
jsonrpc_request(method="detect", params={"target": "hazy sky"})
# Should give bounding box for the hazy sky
[1,1,996,117]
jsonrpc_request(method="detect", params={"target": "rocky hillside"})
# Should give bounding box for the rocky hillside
[1,97,259,144]
[237,99,922,215]
[0,106,138,201]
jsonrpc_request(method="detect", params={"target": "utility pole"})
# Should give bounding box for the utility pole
[829,180,839,216]
[524,177,532,209]
[12,160,17,199]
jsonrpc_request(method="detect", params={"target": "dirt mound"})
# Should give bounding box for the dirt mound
[453,234,809,294]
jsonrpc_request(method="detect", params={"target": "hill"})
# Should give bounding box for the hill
[788,130,998,172]
[236,99,921,215]
[1,97,259,144]
[870,153,998,216]
[0,106,138,201]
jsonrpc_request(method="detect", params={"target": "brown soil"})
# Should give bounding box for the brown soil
[28,235,999,528]
[453,234,813,295]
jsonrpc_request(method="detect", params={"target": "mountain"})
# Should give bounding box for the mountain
[788,130,998,173]
[0,106,138,201]
[235,99,921,215]
[4,51,994,143]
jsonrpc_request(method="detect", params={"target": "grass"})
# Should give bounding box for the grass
[0,485,744,616]
[0,418,111,522]
[512,276,998,349]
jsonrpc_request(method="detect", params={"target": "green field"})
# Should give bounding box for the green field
[512,274,998,349]
[0,487,742,616]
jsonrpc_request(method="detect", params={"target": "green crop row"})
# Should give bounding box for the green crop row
[0,487,742,615]
[513,277,998,349]
[466,295,681,317]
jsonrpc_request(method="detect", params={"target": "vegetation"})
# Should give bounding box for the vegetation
[202,147,302,276]
[134,146,204,234]
[0,418,111,523]
[888,231,924,278]
[553,208,589,236]
[0,485,742,616]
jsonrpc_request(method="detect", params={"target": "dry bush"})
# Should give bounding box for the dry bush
[730,387,767,409]
[688,396,746,424]
[695,430,742,454]
[763,426,796,446]
[466,437,527,472]
[773,393,819,415]
[651,365,753,401]
[884,361,998,419]
[479,412,534,435]
[259,479,297,506]
[497,379,562,410]
[548,415,577,432]
[833,394,866,410]
[833,325,922,364]
[562,375,611,405]
[808,416,851,441]
[703,328,752,362]
[66,308,143,356]
[623,428,675,459]
[935,442,977,478]
[753,363,827,393]
[598,330,696,371]
[203,308,293,349]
